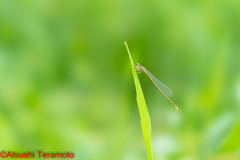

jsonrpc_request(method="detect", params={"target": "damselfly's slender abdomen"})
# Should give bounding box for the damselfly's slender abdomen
[136,63,178,110]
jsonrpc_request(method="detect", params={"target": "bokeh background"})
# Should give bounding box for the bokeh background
[0,0,239,160]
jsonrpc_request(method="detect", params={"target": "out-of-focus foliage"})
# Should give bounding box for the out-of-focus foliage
[0,0,239,160]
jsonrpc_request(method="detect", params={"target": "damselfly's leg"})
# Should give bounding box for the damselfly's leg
[138,69,142,74]
[135,66,142,74]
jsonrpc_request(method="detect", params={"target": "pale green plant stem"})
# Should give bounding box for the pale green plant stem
[124,42,153,160]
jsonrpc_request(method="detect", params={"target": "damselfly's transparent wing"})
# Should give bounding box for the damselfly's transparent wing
[144,68,173,97]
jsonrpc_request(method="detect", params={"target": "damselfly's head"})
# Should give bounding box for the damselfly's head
[136,63,139,66]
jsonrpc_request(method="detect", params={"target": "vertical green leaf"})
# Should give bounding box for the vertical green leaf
[124,42,153,160]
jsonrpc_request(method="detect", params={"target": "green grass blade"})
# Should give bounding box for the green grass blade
[124,42,153,160]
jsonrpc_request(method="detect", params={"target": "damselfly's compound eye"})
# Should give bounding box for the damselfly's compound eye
[136,63,139,66]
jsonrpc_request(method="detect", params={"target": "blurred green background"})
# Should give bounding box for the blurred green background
[0,0,239,160]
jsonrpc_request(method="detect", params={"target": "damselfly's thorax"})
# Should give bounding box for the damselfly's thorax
[136,63,146,72]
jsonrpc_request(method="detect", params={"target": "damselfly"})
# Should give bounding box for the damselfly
[136,63,179,110]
